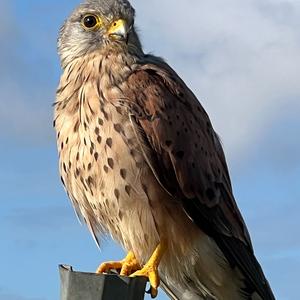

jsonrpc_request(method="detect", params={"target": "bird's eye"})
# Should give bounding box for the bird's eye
[82,14,101,30]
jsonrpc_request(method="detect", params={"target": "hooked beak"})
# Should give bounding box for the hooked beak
[107,19,129,41]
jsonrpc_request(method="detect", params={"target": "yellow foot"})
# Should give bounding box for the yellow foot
[96,251,140,276]
[130,242,166,298]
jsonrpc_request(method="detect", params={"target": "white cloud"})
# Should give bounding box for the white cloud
[132,0,300,161]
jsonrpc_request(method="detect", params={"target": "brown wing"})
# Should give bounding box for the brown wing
[119,59,274,300]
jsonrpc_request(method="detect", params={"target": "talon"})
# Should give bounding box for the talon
[131,264,159,298]
[130,242,166,298]
[96,251,140,276]
[97,260,123,274]
[120,254,140,276]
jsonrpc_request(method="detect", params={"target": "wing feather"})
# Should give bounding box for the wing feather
[118,59,274,300]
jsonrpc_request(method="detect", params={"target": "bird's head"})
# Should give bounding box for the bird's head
[58,0,143,67]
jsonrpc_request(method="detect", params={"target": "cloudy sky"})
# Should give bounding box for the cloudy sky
[0,0,299,299]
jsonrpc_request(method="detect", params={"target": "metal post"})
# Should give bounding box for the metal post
[59,265,147,300]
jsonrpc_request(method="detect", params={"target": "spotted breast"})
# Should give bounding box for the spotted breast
[55,51,171,261]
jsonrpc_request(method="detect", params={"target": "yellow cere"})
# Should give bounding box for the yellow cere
[107,19,127,36]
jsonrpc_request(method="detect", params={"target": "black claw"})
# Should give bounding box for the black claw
[151,287,158,298]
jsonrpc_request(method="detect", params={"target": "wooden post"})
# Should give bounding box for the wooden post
[59,265,147,300]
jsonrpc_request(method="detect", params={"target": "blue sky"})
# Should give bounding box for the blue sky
[0,0,299,299]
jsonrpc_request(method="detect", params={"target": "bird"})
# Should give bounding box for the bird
[54,0,275,299]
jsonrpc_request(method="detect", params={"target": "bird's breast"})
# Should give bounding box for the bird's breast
[55,81,164,255]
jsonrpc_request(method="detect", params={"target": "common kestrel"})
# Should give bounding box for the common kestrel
[54,0,275,299]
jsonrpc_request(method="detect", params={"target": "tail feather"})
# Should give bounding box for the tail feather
[160,275,216,300]
[160,272,272,300]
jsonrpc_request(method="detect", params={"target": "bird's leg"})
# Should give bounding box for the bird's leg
[130,241,166,298]
[96,250,141,276]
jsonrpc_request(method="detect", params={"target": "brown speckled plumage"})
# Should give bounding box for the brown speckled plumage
[54,1,275,299]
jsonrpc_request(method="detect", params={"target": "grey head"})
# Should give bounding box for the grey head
[58,0,143,68]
